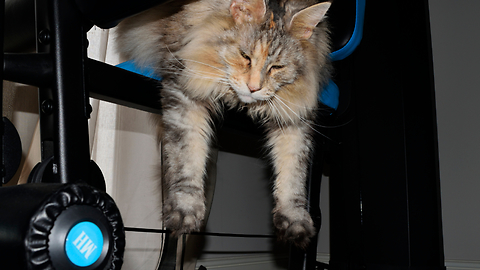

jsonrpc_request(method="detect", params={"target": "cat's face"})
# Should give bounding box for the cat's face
[177,0,330,114]
[220,23,304,104]
[213,0,330,106]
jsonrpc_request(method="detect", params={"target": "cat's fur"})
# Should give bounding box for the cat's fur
[116,0,331,247]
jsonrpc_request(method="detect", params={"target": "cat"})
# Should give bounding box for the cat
[116,0,331,247]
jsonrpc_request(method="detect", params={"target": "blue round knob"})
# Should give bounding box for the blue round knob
[65,221,104,267]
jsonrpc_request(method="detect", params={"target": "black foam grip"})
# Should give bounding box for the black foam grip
[0,183,125,270]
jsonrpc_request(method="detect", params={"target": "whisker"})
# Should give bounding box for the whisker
[164,45,228,82]
[272,97,295,125]
[273,96,336,142]
[213,88,230,101]
[181,58,225,73]
[159,66,230,87]
[275,95,308,109]
[173,68,224,81]
[266,100,283,134]
[274,95,352,129]
[165,45,187,69]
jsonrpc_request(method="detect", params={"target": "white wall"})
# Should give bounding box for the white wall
[429,0,480,264]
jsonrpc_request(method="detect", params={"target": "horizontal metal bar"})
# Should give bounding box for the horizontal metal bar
[86,59,162,114]
[74,0,169,29]
[3,53,53,87]
[3,0,167,51]
[2,55,164,115]
[4,0,36,52]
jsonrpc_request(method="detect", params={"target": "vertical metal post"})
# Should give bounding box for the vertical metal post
[35,0,91,184]
[1,0,5,185]
[329,1,445,269]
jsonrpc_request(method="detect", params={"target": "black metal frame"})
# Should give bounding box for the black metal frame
[1,0,447,269]
[327,1,446,269]
[2,0,325,269]
[3,0,166,186]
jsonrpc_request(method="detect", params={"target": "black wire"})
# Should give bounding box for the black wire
[124,227,169,234]
[190,231,276,238]
[125,226,329,269]
[124,226,276,239]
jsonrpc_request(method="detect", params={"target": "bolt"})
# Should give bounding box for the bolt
[41,99,54,114]
[38,29,51,45]
[52,163,58,175]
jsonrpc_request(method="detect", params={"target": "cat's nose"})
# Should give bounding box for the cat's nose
[247,83,261,93]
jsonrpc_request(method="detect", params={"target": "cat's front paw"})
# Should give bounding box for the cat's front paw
[273,208,316,249]
[163,197,206,235]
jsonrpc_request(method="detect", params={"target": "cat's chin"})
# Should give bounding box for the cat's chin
[236,93,271,104]
[237,94,256,104]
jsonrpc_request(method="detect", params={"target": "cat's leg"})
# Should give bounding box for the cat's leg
[267,122,316,248]
[160,88,214,235]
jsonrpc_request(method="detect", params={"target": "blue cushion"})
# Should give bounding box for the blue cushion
[116,60,162,80]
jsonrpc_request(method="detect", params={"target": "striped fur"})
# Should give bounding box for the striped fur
[116,0,331,248]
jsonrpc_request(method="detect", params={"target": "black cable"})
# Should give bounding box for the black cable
[190,231,276,238]
[124,227,169,234]
[124,227,275,239]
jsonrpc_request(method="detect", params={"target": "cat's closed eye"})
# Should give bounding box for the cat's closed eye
[240,50,251,65]
[269,65,284,73]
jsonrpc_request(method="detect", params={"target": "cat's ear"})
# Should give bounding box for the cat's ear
[288,2,331,40]
[230,0,266,25]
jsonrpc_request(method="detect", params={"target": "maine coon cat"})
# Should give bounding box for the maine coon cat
[116,0,331,247]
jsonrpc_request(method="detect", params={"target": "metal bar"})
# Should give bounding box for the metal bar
[3,0,169,53]
[87,59,162,114]
[50,0,91,184]
[74,0,168,29]
[36,0,55,165]
[1,0,5,185]
[329,0,445,269]
[36,0,91,184]
[3,53,53,87]
[4,0,36,52]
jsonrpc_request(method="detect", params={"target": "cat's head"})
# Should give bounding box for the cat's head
[219,0,331,108]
